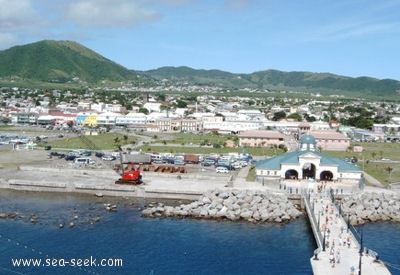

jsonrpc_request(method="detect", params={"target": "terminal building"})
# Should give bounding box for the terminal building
[255,135,363,186]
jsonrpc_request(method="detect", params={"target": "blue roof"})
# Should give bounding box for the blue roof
[300,135,316,145]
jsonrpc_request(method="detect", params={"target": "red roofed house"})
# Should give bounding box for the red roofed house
[329,120,341,129]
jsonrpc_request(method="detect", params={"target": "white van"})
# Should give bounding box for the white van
[216,167,229,173]
[74,157,95,166]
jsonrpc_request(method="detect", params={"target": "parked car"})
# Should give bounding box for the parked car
[232,162,242,169]
[215,163,235,170]
[173,159,185,165]
[216,167,229,173]
[102,155,116,161]
[50,151,64,157]
[74,157,95,165]
[95,152,105,158]
[64,154,77,161]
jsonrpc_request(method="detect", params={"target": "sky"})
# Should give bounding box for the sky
[1,0,399,80]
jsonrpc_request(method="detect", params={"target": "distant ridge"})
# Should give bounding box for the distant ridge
[0,40,399,99]
[142,66,400,98]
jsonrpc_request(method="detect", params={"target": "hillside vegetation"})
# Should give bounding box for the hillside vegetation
[144,66,400,99]
[0,40,135,83]
[1,40,400,99]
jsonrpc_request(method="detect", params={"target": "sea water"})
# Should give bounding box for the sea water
[0,190,399,275]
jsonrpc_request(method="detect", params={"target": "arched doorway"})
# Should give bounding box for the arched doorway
[302,163,316,179]
[285,169,298,180]
[320,170,333,181]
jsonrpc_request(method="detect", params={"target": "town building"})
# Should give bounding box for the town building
[237,130,285,147]
[115,112,147,126]
[255,135,363,185]
[309,130,351,151]
[155,118,202,132]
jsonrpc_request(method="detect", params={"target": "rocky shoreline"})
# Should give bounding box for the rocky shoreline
[142,188,400,225]
[339,191,400,225]
[142,189,303,223]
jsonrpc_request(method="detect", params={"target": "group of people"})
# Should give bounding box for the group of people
[317,196,356,269]
[329,247,341,268]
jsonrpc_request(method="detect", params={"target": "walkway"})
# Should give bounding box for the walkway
[306,191,391,275]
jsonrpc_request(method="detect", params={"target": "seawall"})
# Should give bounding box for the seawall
[0,165,230,200]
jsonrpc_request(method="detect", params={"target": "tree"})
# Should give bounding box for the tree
[125,102,133,111]
[247,100,255,106]
[386,166,393,181]
[374,115,390,124]
[287,113,302,121]
[272,111,286,121]
[123,135,128,145]
[176,99,187,108]
[342,116,373,129]
[304,113,316,122]
[156,93,166,101]
[113,137,121,149]
[138,107,149,115]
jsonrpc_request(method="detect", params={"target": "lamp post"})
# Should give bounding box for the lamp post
[347,214,350,233]
[362,153,364,171]
[317,211,320,228]
[358,226,363,275]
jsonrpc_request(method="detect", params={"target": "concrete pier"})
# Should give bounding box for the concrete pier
[304,191,391,275]
[0,165,230,200]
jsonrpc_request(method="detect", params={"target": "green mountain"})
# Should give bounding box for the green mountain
[246,70,400,97]
[0,40,135,83]
[142,66,254,87]
[144,67,400,98]
[0,40,399,99]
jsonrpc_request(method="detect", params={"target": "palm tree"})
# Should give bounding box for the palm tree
[113,137,121,149]
[123,135,128,145]
[386,166,393,182]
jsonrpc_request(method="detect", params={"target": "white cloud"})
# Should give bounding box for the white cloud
[0,0,49,49]
[65,0,160,28]
[0,0,45,31]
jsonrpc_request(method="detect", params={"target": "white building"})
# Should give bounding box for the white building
[115,112,147,126]
[256,135,363,184]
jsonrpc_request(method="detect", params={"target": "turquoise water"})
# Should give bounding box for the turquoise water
[0,190,398,275]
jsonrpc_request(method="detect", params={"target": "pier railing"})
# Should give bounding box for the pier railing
[266,180,364,196]
[302,191,324,253]
[329,188,381,262]
[304,188,383,264]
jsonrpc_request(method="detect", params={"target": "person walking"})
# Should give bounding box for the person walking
[336,250,341,264]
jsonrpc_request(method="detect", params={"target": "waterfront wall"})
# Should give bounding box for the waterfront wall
[339,191,400,225]
[142,189,303,223]
[0,165,226,200]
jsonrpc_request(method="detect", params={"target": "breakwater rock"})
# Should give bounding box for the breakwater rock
[340,192,400,225]
[142,189,302,223]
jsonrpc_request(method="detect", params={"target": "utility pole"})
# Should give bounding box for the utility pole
[358,226,363,275]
